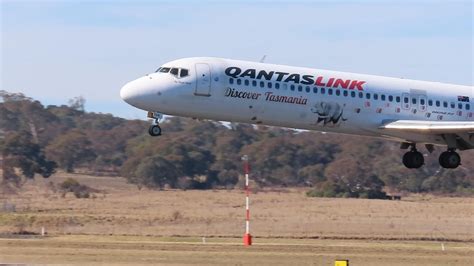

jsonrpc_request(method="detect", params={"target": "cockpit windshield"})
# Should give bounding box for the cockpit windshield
[155,66,189,78]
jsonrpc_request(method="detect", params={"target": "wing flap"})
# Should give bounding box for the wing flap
[379,120,474,134]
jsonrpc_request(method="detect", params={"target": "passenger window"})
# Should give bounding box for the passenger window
[436,101,440,107]
[388,95,393,102]
[306,86,310,93]
[366,93,371,100]
[396,96,401,103]
[351,91,356,97]
[335,90,340,96]
[252,80,257,87]
[466,104,471,110]
[443,102,448,108]
[290,84,295,91]
[159,67,171,73]
[313,87,318,93]
[321,88,326,94]
[374,94,378,100]
[420,99,425,105]
[180,68,189,77]
[328,89,333,95]
[458,103,463,109]
[450,102,455,108]
[268,82,272,88]
[275,83,280,89]
[237,79,242,85]
[381,94,386,101]
[359,92,364,98]
[428,100,433,106]
[404,97,409,103]
[298,85,302,92]
[412,98,417,104]
[343,91,348,97]
[244,80,249,86]
[229,78,234,84]
[260,81,265,88]
[170,68,179,76]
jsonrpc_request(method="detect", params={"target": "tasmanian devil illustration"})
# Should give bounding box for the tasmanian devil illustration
[310,101,347,126]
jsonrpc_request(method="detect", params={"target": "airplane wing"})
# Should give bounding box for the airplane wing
[379,120,474,150]
[379,120,474,134]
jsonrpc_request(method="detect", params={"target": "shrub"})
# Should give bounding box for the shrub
[307,180,387,199]
[60,178,80,191]
[59,178,94,198]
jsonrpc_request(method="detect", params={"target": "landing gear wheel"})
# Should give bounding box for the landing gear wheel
[147,111,163,137]
[402,151,424,169]
[148,125,162,136]
[439,151,461,169]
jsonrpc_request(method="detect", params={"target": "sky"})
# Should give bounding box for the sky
[1,0,473,119]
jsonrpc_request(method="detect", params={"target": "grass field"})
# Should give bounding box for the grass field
[0,173,473,264]
[0,235,473,265]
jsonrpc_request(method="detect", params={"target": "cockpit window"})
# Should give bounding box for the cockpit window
[170,68,179,76]
[180,69,189,77]
[155,66,189,78]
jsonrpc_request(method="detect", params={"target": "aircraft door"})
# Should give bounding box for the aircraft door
[195,63,211,96]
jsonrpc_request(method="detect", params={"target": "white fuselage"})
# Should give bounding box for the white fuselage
[120,57,473,147]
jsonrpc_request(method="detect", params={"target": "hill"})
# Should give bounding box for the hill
[0,90,473,196]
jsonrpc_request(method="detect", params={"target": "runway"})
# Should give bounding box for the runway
[0,235,472,265]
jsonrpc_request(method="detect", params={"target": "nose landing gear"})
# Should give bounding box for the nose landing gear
[147,111,163,137]
[148,124,162,136]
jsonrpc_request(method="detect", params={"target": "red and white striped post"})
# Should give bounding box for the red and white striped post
[242,155,252,246]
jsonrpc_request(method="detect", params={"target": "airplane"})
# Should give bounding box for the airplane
[120,57,474,169]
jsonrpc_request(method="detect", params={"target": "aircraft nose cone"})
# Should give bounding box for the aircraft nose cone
[120,77,158,111]
[120,81,139,106]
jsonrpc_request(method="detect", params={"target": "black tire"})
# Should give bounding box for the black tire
[439,152,448,168]
[403,152,413,168]
[439,151,461,169]
[403,151,424,169]
[148,125,162,136]
[411,151,424,168]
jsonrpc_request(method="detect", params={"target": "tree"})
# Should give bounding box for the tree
[132,156,179,189]
[68,96,86,112]
[216,169,239,187]
[320,156,386,198]
[1,131,56,182]
[46,129,96,172]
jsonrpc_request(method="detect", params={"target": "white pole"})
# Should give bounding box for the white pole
[242,155,252,245]
[245,173,250,234]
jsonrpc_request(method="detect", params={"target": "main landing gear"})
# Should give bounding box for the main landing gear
[402,144,424,169]
[401,143,461,169]
[147,111,163,137]
[439,149,461,169]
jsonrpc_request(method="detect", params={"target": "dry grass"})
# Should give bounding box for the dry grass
[0,235,473,265]
[0,173,473,265]
[1,173,473,241]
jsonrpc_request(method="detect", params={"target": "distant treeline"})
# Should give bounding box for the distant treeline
[1,91,473,197]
